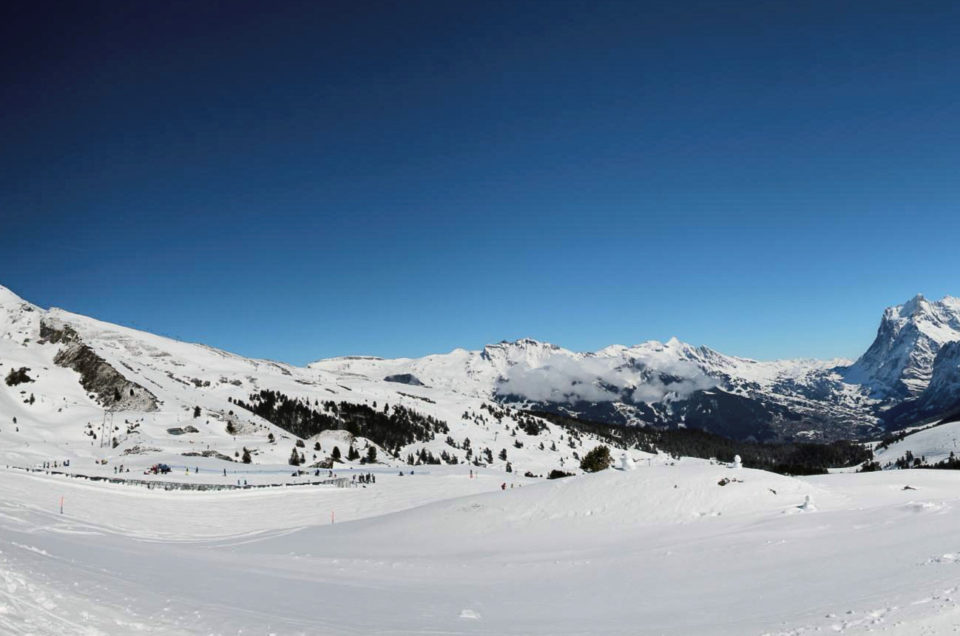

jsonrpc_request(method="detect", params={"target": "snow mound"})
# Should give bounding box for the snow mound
[261,461,830,560]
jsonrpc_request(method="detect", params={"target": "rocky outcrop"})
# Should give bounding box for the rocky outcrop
[384,373,424,386]
[38,320,81,345]
[884,341,960,429]
[844,295,960,400]
[166,426,199,435]
[41,319,159,411]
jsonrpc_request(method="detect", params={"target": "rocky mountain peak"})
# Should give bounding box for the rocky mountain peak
[899,293,928,317]
[845,295,960,400]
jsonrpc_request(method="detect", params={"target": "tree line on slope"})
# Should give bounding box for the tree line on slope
[230,390,449,457]
[531,411,872,475]
[881,450,960,471]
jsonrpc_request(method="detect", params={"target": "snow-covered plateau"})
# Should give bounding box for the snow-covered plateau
[6,283,960,633]
[7,460,960,634]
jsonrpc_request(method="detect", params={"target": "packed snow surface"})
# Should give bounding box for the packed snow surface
[5,460,960,634]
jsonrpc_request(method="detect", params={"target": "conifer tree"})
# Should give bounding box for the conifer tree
[580,445,612,473]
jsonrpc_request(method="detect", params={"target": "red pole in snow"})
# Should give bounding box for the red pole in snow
[59,496,63,514]
[331,510,334,525]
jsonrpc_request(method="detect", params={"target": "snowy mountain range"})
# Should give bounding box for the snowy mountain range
[4,283,960,477]
[312,293,960,441]
[0,284,609,475]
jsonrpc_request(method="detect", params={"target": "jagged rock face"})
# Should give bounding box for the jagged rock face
[884,341,960,428]
[922,341,960,409]
[844,295,960,400]
[42,320,159,412]
[38,320,80,345]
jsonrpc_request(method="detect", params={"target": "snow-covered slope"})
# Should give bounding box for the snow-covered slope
[10,283,960,634]
[6,281,960,472]
[872,419,960,467]
[5,459,960,634]
[0,285,617,478]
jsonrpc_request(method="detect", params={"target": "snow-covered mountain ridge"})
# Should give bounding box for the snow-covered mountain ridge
[844,294,960,398]
[312,294,960,440]
[3,282,960,480]
[0,285,613,477]
[311,338,868,440]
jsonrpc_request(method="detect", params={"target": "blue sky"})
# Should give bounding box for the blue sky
[2,1,960,365]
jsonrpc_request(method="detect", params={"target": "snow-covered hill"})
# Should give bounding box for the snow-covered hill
[6,458,960,634]
[10,284,960,633]
[5,282,960,477]
[0,285,615,479]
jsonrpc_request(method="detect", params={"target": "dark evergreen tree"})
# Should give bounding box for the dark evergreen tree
[232,391,447,450]
[580,445,612,472]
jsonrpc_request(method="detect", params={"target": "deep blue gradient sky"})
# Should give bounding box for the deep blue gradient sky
[2,1,960,364]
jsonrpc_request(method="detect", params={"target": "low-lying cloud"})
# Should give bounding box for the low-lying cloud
[497,352,716,405]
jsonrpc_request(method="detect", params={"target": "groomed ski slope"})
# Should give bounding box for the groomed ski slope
[873,419,960,466]
[4,458,960,634]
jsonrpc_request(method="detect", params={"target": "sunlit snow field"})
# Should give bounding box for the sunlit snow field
[5,459,960,635]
